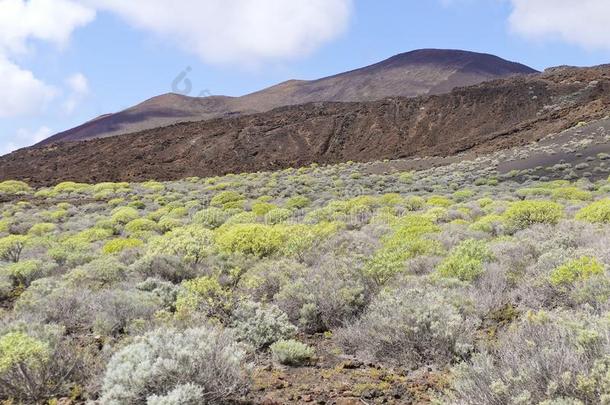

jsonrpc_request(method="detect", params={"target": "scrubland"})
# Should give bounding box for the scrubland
[0,147,609,404]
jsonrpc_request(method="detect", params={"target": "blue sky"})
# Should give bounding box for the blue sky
[1,0,610,155]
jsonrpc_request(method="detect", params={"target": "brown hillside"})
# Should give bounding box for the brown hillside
[1,65,608,186]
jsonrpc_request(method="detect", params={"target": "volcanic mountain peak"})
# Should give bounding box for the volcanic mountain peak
[37,49,537,146]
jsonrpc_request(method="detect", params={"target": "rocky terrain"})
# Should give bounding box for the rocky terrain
[38,49,536,144]
[1,65,608,187]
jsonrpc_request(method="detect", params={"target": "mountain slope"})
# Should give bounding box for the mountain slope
[38,49,536,145]
[2,65,608,186]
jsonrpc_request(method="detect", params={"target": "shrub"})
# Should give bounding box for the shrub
[0,235,28,262]
[427,195,453,208]
[505,201,563,230]
[438,239,493,282]
[551,187,592,201]
[100,326,248,404]
[270,339,314,366]
[124,218,159,234]
[450,310,610,404]
[337,282,477,368]
[216,224,285,257]
[147,225,214,264]
[0,180,31,195]
[285,196,310,210]
[230,301,296,350]
[102,238,143,254]
[0,328,88,403]
[264,208,292,224]
[549,256,605,286]
[175,276,234,321]
[27,222,56,236]
[110,206,140,225]
[469,214,504,235]
[1,259,43,287]
[210,191,245,209]
[53,182,91,194]
[193,207,228,229]
[251,202,276,216]
[576,199,610,223]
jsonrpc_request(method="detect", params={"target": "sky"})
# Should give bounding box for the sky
[1,0,610,155]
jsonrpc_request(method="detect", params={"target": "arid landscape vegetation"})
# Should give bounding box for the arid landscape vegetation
[1,110,610,403]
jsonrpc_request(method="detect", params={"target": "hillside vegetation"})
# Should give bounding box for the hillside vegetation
[0,149,609,403]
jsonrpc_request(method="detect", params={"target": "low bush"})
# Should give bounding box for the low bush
[451,310,610,404]
[230,301,296,350]
[337,282,477,368]
[0,235,28,263]
[102,238,143,254]
[576,199,610,223]
[437,239,493,282]
[100,326,248,404]
[270,339,314,366]
[216,224,285,257]
[549,256,605,286]
[147,225,214,264]
[504,200,563,230]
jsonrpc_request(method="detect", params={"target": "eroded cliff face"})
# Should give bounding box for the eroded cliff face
[1,66,609,186]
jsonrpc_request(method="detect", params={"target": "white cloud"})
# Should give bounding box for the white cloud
[62,73,90,114]
[1,126,53,155]
[0,56,56,117]
[88,0,353,65]
[0,0,95,54]
[0,0,94,118]
[509,0,610,50]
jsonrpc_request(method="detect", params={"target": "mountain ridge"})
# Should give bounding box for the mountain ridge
[37,49,537,145]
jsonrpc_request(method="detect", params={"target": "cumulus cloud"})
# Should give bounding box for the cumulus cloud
[509,0,610,50]
[1,126,53,155]
[0,56,56,118]
[88,0,353,65]
[0,0,94,118]
[62,73,90,114]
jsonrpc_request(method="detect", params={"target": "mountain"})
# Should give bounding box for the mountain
[38,49,537,145]
[3,65,609,186]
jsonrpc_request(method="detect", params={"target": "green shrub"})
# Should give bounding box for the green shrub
[27,222,56,236]
[1,259,43,287]
[270,339,314,366]
[0,180,31,195]
[148,225,214,264]
[264,208,292,224]
[505,201,563,229]
[216,224,285,257]
[124,218,159,234]
[193,207,228,229]
[103,238,144,254]
[285,196,310,210]
[576,199,610,223]
[175,276,233,320]
[210,191,245,209]
[251,202,276,216]
[438,239,493,281]
[0,235,28,262]
[551,187,592,201]
[469,214,504,235]
[53,181,91,194]
[549,256,605,286]
[427,195,453,208]
[111,206,140,225]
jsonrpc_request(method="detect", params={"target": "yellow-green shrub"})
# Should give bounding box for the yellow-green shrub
[575,199,610,223]
[124,218,159,234]
[27,222,56,236]
[549,256,605,286]
[0,180,31,195]
[504,201,563,229]
[0,235,28,262]
[147,225,214,263]
[438,239,492,281]
[175,276,233,320]
[103,238,143,254]
[111,206,140,225]
[0,331,49,373]
[216,224,285,257]
[210,191,245,209]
